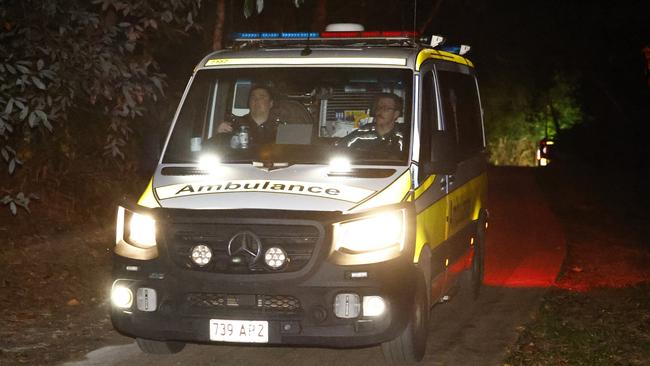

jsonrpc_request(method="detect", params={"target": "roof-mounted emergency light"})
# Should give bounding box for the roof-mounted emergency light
[230,30,419,42]
[320,31,418,38]
[234,32,320,40]
[325,23,364,32]
[439,44,471,56]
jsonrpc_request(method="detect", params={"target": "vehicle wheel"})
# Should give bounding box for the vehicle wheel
[136,338,185,354]
[381,274,428,365]
[463,217,486,300]
[470,232,485,299]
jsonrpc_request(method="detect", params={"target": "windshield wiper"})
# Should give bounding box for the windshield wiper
[252,161,292,170]
[349,158,406,165]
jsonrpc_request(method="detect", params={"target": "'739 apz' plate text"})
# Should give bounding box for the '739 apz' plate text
[209,319,268,343]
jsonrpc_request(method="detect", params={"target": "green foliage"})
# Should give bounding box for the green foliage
[529,74,583,139]
[243,0,305,18]
[0,0,200,215]
[1,192,38,215]
[506,287,650,365]
[483,73,583,166]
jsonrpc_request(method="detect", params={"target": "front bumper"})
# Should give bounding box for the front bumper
[111,204,417,348]
[111,255,418,347]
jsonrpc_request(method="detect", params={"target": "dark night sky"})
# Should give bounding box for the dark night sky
[172,0,650,164]
[206,0,649,106]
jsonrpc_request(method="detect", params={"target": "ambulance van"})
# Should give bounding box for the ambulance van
[111,28,488,365]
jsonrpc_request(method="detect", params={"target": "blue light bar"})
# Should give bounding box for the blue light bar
[440,45,461,54]
[235,32,262,39]
[232,32,319,40]
[439,44,471,56]
[281,32,319,39]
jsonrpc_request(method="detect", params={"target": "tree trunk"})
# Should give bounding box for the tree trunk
[212,0,226,50]
[418,0,445,35]
[312,0,327,31]
[547,99,560,137]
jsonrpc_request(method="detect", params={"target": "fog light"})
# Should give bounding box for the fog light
[191,244,212,266]
[362,296,386,317]
[264,247,287,269]
[111,285,133,309]
[334,293,361,318]
[136,288,157,312]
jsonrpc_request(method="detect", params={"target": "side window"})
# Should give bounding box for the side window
[438,71,483,157]
[419,70,437,183]
[165,76,212,158]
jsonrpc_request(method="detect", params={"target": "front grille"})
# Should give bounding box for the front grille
[186,293,301,313]
[167,222,321,274]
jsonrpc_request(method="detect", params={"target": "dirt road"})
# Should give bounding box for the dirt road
[61,167,566,366]
[62,287,544,366]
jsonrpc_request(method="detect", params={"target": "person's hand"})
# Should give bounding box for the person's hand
[216,121,233,133]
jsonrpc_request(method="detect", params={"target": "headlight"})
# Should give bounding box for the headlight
[128,212,157,248]
[115,206,158,260]
[333,209,406,254]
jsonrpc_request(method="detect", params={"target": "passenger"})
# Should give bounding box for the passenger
[337,93,406,154]
[216,85,278,146]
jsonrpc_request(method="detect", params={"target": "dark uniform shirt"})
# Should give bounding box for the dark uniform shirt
[336,122,407,156]
[215,114,278,148]
[231,114,278,145]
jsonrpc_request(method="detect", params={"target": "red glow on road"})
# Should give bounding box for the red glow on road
[448,249,472,276]
[554,241,650,292]
[483,168,566,288]
[483,168,650,292]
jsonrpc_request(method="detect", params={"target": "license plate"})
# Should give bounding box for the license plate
[209,319,268,343]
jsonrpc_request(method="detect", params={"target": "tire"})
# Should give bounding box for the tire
[381,274,428,365]
[136,337,185,354]
[462,215,486,301]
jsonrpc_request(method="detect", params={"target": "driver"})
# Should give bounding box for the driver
[216,85,278,146]
[336,93,406,154]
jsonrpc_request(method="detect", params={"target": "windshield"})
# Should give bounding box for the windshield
[163,67,413,166]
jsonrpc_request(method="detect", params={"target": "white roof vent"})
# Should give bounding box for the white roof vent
[325,23,365,32]
[430,35,445,48]
[459,45,471,55]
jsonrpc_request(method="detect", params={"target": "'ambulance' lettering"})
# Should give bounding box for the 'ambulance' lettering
[157,180,374,203]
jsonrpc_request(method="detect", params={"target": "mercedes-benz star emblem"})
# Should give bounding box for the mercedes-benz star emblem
[227,231,262,265]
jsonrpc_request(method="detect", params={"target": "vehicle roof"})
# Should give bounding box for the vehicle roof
[195,44,474,72]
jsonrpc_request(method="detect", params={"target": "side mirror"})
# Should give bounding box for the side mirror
[425,131,458,175]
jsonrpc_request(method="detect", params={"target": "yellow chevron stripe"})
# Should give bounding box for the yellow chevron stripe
[416,49,474,70]
[137,179,160,208]
[351,170,412,212]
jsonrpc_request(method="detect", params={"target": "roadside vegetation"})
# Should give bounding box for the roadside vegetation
[506,156,650,365]
[482,73,583,167]
[506,285,650,366]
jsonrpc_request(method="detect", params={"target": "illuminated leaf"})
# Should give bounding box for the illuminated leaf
[9,158,16,174]
[35,110,48,122]
[42,118,53,132]
[15,64,30,74]
[19,106,29,121]
[243,0,254,18]
[32,76,46,90]
[4,99,13,115]
[150,76,164,95]
[28,112,38,127]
